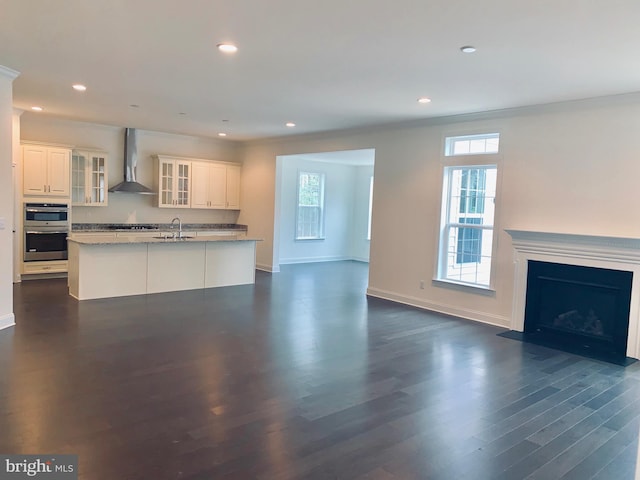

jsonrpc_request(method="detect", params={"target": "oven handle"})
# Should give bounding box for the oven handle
[25,230,69,235]
[25,208,68,213]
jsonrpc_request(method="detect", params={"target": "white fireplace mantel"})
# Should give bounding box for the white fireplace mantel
[505,229,640,359]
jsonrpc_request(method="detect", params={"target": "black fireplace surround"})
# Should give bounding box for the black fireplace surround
[521,260,633,365]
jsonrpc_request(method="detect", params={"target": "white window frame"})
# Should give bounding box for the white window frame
[295,171,325,240]
[445,132,500,157]
[436,132,501,291]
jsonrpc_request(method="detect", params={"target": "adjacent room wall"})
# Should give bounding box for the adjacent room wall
[278,158,371,264]
[238,93,640,329]
[0,66,19,330]
[350,165,374,262]
[19,115,243,225]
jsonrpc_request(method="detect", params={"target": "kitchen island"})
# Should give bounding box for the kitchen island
[68,235,260,300]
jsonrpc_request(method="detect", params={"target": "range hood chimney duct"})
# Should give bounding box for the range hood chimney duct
[108,128,156,195]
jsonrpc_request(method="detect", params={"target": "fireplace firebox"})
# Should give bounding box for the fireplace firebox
[523,260,633,365]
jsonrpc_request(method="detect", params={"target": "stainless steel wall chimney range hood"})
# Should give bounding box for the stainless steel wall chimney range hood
[108,128,156,195]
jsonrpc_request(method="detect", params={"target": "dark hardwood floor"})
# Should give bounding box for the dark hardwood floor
[2,261,640,479]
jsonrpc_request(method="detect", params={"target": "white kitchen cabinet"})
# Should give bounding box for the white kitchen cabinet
[23,144,71,197]
[154,155,191,208]
[192,161,227,209]
[71,150,108,206]
[191,160,240,210]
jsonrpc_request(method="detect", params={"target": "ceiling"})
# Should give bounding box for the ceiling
[2,0,640,142]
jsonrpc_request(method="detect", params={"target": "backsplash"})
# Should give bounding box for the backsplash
[72,223,247,232]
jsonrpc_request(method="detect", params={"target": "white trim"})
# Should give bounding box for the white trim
[0,65,20,80]
[505,229,640,359]
[256,263,279,273]
[0,313,16,331]
[366,286,510,328]
[280,255,350,265]
[436,163,500,288]
[431,278,496,296]
[444,132,500,156]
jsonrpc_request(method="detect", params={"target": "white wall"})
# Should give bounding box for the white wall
[350,165,374,262]
[12,110,22,283]
[0,66,19,330]
[278,158,371,264]
[20,115,243,225]
[238,94,640,328]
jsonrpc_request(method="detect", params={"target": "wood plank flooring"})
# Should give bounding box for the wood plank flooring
[2,261,640,479]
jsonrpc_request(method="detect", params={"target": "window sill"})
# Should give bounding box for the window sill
[295,237,326,241]
[432,278,496,297]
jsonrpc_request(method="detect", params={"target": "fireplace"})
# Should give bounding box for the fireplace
[523,260,632,364]
[505,230,640,364]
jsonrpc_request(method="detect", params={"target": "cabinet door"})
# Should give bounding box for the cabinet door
[209,164,227,208]
[191,162,210,209]
[225,164,241,209]
[72,151,87,204]
[88,152,107,205]
[47,148,71,196]
[158,161,175,207]
[23,145,48,194]
[174,161,191,208]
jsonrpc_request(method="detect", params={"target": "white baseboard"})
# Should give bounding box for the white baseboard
[366,287,510,328]
[0,313,15,331]
[256,263,280,273]
[279,255,350,265]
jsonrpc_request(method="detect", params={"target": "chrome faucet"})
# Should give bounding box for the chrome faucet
[170,217,182,238]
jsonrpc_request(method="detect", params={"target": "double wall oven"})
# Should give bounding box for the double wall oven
[24,203,69,262]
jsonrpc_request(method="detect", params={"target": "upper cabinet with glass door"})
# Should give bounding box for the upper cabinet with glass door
[153,155,191,208]
[71,150,108,206]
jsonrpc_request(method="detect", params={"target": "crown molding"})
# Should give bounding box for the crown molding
[0,65,20,80]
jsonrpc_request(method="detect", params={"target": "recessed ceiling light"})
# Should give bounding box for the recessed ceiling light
[218,132,227,137]
[286,122,296,127]
[460,46,476,53]
[31,106,43,111]
[217,43,238,53]
[72,84,87,92]
[417,97,432,104]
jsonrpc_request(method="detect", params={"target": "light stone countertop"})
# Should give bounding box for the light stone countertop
[68,234,262,245]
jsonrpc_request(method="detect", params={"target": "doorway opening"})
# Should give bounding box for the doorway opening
[273,149,375,271]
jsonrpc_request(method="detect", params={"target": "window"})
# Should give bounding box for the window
[438,132,500,288]
[296,171,325,239]
[367,176,373,240]
[438,165,497,287]
[445,133,499,156]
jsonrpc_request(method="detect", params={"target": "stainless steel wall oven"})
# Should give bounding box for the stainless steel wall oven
[24,203,69,262]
